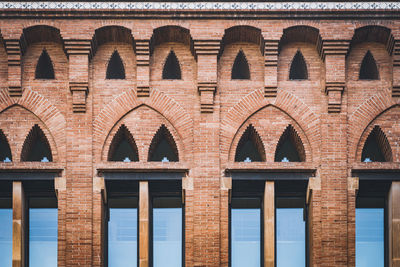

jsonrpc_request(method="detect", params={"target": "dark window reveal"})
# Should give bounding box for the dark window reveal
[359,51,379,80]
[231,50,250,80]
[35,49,55,79]
[106,51,125,79]
[162,51,181,80]
[289,51,308,80]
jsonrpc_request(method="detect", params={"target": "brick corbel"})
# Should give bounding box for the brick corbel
[306,176,321,204]
[347,177,359,193]
[182,175,194,204]
[54,176,66,198]
[322,40,350,113]
[264,40,279,98]
[194,40,220,113]
[136,39,150,97]
[64,39,91,113]
[4,39,22,97]
[392,41,400,98]
[93,176,107,203]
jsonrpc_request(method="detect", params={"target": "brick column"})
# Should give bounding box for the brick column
[392,41,400,97]
[192,38,221,265]
[136,39,150,97]
[389,182,400,267]
[194,40,220,113]
[323,40,349,113]
[264,40,279,98]
[64,39,93,266]
[4,39,22,97]
[319,40,350,267]
[12,181,26,267]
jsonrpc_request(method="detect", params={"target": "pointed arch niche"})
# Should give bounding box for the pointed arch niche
[274,125,305,162]
[148,125,179,162]
[35,49,55,79]
[21,124,53,162]
[289,50,308,80]
[0,130,12,162]
[361,126,392,162]
[106,50,125,79]
[162,50,181,80]
[231,50,250,80]
[235,124,265,162]
[359,50,379,80]
[108,125,139,162]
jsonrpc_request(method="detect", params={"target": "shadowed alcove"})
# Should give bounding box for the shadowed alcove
[148,125,179,162]
[289,50,308,80]
[0,129,12,162]
[108,125,139,162]
[162,50,181,80]
[21,124,53,162]
[274,125,305,162]
[35,49,55,79]
[106,50,125,79]
[235,124,265,162]
[359,50,379,80]
[231,50,250,80]
[361,126,392,162]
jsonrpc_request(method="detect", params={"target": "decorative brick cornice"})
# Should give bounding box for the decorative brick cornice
[0,2,399,11]
[135,39,150,66]
[64,39,92,57]
[325,82,345,113]
[198,82,217,113]
[70,82,88,113]
[194,40,220,57]
[322,40,350,59]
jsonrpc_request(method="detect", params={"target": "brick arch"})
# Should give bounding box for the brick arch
[94,88,193,161]
[349,25,395,55]
[150,25,195,57]
[221,88,320,162]
[220,25,264,58]
[20,24,65,56]
[279,25,323,58]
[0,88,66,162]
[91,25,135,58]
[349,91,398,161]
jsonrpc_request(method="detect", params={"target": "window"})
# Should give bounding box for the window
[35,49,55,79]
[231,50,250,80]
[289,51,308,80]
[356,180,390,267]
[235,124,266,162]
[29,198,58,267]
[0,181,12,267]
[275,125,306,163]
[162,51,181,80]
[106,51,125,79]
[150,181,183,267]
[276,197,306,267]
[276,180,307,267]
[108,125,139,162]
[148,125,179,162]
[24,180,58,267]
[21,125,53,162]
[359,50,379,80]
[106,181,139,267]
[0,129,12,162]
[361,126,392,163]
[230,180,264,267]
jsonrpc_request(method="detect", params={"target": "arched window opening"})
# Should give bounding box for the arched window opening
[21,125,53,162]
[106,50,126,79]
[359,50,379,80]
[108,125,139,162]
[275,125,305,162]
[289,51,308,80]
[0,130,12,162]
[148,125,179,162]
[162,51,181,80]
[231,50,250,80]
[35,49,55,79]
[361,126,392,162]
[235,125,265,162]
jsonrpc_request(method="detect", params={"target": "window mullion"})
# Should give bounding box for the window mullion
[139,181,149,267]
[264,181,274,267]
[12,181,26,267]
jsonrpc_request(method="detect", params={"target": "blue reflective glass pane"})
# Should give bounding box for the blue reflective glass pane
[276,208,305,267]
[29,208,58,267]
[108,208,137,267]
[153,208,182,267]
[0,209,12,267]
[231,209,260,267]
[356,208,384,267]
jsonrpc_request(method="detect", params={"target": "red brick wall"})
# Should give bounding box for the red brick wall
[0,19,399,267]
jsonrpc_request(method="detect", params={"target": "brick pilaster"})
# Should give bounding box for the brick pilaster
[4,39,22,97]
[264,40,279,98]
[136,39,150,97]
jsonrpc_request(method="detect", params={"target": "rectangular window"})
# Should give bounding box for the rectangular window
[356,197,385,267]
[230,198,261,267]
[108,197,138,267]
[28,197,58,267]
[276,197,306,267]
[152,197,182,267]
[0,198,12,267]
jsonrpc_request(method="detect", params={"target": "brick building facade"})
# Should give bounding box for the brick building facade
[0,2,399,267]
